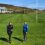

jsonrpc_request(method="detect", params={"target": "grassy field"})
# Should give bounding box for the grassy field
[0,13,45,45]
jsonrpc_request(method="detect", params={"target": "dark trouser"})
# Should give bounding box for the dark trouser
[23,31,26,41]
[7,31,12,43]
[9,34,11,43]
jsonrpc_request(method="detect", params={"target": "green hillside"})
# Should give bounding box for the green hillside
[0,13,45,45]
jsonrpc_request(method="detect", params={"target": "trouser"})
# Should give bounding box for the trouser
[7,31,12,43]
[9,34,11,43]
[23,32,26,41]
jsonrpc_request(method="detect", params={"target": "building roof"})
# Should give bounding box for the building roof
[0,7,7,9]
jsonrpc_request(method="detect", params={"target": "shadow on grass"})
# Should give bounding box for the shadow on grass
[13,37,23,42]
[0,37,9,43]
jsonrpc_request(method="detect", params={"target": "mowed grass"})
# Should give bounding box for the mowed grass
[0,13,45,45]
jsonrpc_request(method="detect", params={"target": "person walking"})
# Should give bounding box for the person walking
[23,22,28,41]
[7,22,13,43]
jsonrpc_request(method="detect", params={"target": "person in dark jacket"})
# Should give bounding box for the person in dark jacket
[7,22,13,43]
[23,22,28,41]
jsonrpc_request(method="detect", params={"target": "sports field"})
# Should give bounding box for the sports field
[0,13,45,45]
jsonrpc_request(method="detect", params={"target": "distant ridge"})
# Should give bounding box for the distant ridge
[0,3,40,13]
[0,3,33,9]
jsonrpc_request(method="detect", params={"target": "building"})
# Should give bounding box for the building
[0,7,7,13]
[0,7,13,13]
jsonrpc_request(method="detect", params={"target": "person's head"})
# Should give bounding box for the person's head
[9,22,12,25]
[24,22,27,24]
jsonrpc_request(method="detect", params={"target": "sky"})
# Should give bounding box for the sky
[0,0,45,10]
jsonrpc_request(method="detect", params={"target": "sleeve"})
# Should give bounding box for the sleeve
[11,25,13,29]
[26,25,28,32]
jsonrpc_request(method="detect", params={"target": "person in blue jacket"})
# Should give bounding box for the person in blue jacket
[23,22,28,41]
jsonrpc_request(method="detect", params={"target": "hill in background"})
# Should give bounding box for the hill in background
[0,4,44,13]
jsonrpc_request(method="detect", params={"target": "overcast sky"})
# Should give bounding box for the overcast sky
[0,0,45,10]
